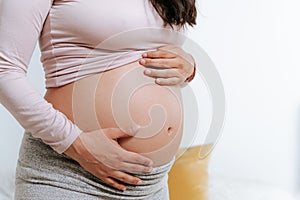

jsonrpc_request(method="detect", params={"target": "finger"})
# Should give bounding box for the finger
[120,150,153,167]
[80,163,126,190]
[119,161,153,173]
[103,177,127,191]
[142,49,176,59]
[155,77,183,86]
[106,126,140,139]
[158,46,195,66]
[139,58,175,69]
[106,128,129,139]
[144,68,182,79]
[159,46,190,58]
[111,171,142,185]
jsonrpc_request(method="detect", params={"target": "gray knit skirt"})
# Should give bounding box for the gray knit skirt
[14,132,174,200]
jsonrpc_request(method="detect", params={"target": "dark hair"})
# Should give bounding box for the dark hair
[149,0,197,28]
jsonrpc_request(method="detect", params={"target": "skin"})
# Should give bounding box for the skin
[63,45,195,191]
[139,45,195,86]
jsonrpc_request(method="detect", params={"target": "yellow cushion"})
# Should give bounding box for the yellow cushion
[168,145,212,200]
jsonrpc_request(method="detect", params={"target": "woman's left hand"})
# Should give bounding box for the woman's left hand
[139,45,195,86]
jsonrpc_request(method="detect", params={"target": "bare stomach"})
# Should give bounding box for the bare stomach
[44,61,183,166]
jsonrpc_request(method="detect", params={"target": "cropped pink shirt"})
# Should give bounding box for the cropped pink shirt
[0,0,186,153]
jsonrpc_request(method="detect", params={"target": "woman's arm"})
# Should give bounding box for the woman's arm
[0,0,80,153]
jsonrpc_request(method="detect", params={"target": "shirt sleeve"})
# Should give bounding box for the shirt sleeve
[0,0,83,154]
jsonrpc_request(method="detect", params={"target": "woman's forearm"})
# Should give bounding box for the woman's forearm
[0,0,82,153]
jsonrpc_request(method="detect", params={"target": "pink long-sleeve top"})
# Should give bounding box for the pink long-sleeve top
[0,0,186,153]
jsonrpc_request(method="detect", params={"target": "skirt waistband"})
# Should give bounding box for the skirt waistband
[16,132,174,199]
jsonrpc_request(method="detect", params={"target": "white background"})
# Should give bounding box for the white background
[190,0,300,198]
[1,0,300,199]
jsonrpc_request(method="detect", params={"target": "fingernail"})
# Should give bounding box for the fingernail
[149,160,154,166]
[137,180,142,185]
[156,79,161,83]
[142,53,147,57]
[130,125,141,134]
[140,59,146,65]
[146,159,153,166]
[147,167,153,172]
[144,69,151,75]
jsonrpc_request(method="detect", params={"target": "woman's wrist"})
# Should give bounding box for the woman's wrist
[64,133,87,162]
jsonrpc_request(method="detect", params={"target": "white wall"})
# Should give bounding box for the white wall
[188,0,300,192]
[1,0,300,198]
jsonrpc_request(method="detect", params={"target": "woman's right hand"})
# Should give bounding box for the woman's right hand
[64,128,153,191]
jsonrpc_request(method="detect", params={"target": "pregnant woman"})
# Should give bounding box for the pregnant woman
[0,0,197,199]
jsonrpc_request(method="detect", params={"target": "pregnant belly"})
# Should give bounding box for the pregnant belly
[44,61,183,166]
